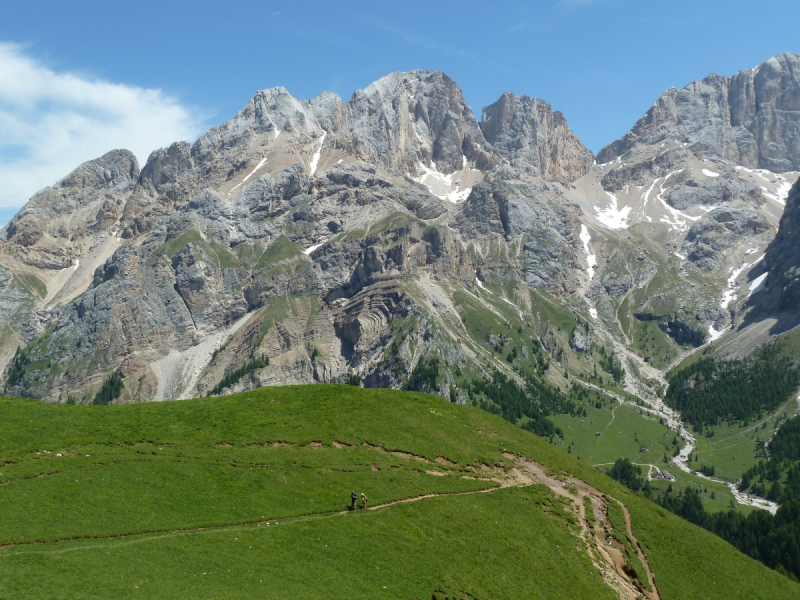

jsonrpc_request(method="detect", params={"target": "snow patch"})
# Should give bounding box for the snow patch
[242,157,268,184]
[594,192,631,230]
[654,172,699,232]
[736,166,798,206]
[303,241,325,256]
[642,178,659,207]
[309,132,326,176]
[748,272,768,297]
[708,323,728,341]
[73,259,79,271]
[589,306,598,320]
[720,254,764,310]
[412,158,475,204]
[579,225,596,280]
[759,186,785,205]
[273,127,280,140]
[701,168,719,178]
[775,176,795,203]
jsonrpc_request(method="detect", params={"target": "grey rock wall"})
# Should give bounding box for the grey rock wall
[760,178,800,312]
[481,91,594,183]
[598,52,800,172]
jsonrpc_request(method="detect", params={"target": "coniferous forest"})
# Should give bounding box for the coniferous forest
[740,414,800,502]
[620,353,800,582]
[468,369,568,439]
[665,345,800,429]
[656,489,800,581]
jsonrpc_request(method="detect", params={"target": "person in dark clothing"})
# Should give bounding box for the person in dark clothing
[350,490,358,509]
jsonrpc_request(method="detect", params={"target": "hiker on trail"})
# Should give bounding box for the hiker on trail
[360,492,368,509]
[350,490,358,509]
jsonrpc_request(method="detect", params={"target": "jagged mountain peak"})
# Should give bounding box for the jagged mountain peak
[480,90,593,183]
[348,69,493,182]
[7,57,800,407]
[356,69,449,98]
[136,69,589,208]
[3,148,139,264]
[597,52,800,171]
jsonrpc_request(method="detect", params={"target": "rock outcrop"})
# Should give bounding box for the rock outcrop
[481,91,594,183]
[682,207,772,271]
[3,149,139,268]
[597,52,800,172]
[759,179,800,312]
[3,57,800,404]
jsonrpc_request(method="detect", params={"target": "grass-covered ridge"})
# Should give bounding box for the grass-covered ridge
[0,385,797,599]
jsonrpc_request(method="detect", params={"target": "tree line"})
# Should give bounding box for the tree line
[606,454,800,581]
[208,354,268,396]
[740,414,800,503]
[657,488,800,581]
[468,369,565,440]
[665,346,800,429]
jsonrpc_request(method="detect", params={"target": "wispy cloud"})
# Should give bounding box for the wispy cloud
[506,22,528,32]
[0,42,206,209]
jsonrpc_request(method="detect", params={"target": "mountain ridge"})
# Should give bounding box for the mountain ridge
[597,52,800,171]
[0,53,798,409]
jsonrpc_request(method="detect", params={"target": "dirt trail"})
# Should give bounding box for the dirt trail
[524,460,660,600]
[1,456,661,599]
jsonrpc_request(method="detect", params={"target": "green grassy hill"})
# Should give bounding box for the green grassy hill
[0,385,797,599]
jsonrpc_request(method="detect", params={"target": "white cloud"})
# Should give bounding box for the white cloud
[0,42,206,209]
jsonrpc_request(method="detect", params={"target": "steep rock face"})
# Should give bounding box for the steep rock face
[597,52,800,171]
[140,141,195,196]
[191,86,328,166]
[2,244,199,401]
[481,92,594,183]
[668,176,764,210]
[0,67,659,403]
[79,245,199,358]
[2,149,139,267]
[172,243,250,333]
[682,207,771,271]
[190,70,496,190]
[760,179,800,312]
[347,70,496,175]
[456,179,581,292]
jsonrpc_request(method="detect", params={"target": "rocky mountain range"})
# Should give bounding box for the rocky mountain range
[1,53,800,405]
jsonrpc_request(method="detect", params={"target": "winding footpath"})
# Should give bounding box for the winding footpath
[1,456,657,600]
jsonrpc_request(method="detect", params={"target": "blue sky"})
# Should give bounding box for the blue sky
[0,0,798,221]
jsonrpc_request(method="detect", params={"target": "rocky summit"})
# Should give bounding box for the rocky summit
[2,54,800,406]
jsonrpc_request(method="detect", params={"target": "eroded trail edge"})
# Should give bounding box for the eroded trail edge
[1,455,660,600]
[524,459,661,600]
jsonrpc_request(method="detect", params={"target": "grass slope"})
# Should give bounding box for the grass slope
[0,385,797,599]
